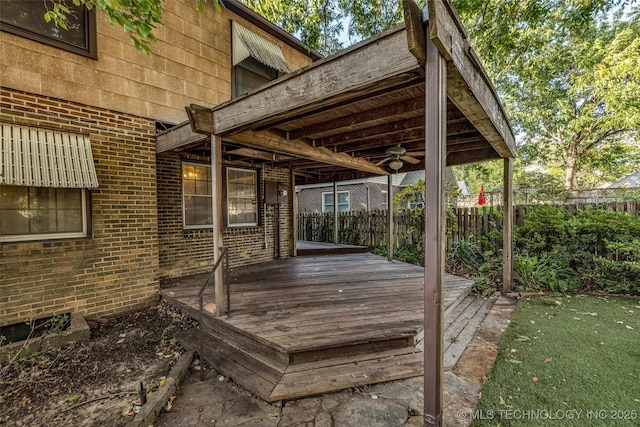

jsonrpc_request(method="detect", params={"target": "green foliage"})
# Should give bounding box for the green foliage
[513,253,578,293]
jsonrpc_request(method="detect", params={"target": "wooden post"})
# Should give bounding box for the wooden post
[333,181,339,244]
[387,174,394,261]
[291,169,297,257]
[423,25,447,427]
[212,135,226,316]
[503,157,513,292]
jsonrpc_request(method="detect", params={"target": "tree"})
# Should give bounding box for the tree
[455,1,640,190]
[44,0,222,53]
[239,0,344,55]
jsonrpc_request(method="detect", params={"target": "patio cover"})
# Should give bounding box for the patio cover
[157,1,515,425]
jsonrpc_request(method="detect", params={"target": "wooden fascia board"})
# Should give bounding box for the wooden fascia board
[226,130,389,176]
[156,121,208,154]
[210,28,421,135]
[427,0,516,158]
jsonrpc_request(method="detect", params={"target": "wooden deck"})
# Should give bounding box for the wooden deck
[161,252,476,401]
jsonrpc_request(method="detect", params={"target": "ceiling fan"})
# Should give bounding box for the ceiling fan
[375,145,425,171]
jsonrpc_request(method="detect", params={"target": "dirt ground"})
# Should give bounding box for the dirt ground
[0,302,193,426]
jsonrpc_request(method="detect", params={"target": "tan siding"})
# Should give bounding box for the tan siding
[0,0,314,125]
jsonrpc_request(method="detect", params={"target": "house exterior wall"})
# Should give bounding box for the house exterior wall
[157,153,292,278]
[1,0,312,326]
[0,88,159,326]
[0,0,313,125]
[297,183,394,213]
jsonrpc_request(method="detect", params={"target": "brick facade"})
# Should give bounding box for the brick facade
[157,153,292,278]
[0,88,159,326]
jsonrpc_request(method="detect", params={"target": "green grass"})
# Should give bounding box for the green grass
[472,295,640,426]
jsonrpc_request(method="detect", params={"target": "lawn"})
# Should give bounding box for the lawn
[472,295,640,426]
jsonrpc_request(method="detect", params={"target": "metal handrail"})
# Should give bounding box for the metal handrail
[198,246,229,380]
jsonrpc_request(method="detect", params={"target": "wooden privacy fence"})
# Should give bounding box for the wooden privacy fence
[297,200,640,251]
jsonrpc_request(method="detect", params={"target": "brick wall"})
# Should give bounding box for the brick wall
[0,88,159,327]
[157,153,292,279]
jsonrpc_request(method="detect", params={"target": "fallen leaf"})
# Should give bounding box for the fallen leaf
[116,338,125,344]
[515,335,531,342]
[507,359,523,364]
[443,390,450,396]
[67,394,81,402]
[532,377,538,383]
[545,358,552,363]
[626,325,634,330]
[499,395,506,405]
[555,300,562,305]
[119,333,127,338]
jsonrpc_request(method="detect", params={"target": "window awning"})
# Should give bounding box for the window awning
[232,22,291,74]
[0,123,99,188]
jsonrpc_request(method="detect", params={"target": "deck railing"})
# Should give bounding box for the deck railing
[197,246,229,380]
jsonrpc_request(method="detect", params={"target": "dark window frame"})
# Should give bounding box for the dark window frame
[0,2,97,59]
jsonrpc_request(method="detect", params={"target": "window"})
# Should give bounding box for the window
[182,163,213,229]
[0,186,87,242]
[322,191,350,212]
[0,0,97,58]
[226,167,258,227]
[381,190,388,210]
[231,21,289,98]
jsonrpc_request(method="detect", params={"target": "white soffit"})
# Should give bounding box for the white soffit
[232,21,291,73]
[0,123,99,188]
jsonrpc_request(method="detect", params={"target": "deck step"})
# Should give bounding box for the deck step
[270,347,423,401]
[176,328,285,401]
[443,297,495,370]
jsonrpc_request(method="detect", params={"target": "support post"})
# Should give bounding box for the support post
[212,135,226,316]
[333,181,339,244]
[423,26,447,427]
[503,157,513,292]
[387,174,394,261]
[291,168,297,257]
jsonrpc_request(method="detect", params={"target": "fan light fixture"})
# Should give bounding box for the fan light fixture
[389,158,403,171]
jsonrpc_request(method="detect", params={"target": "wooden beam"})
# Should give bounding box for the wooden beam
[210,27,421,135]
[503,157,513,292]
[288,98,425,140]
[291,168,298,257]
[446,147,501,166]
[212,135,226,317]
[333,182,339,244]
[339,129,426,153]
[403,0,427,66]
[227,147,293,162]
[226,130,389,176]
[423,26,446,427]
[156,121,208,153]
[187,104,215,134]
[316,116,425,147]
[427,0,516,158]
[387,174,394,262]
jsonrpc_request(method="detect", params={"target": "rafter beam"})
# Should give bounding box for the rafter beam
[226,130,389,176]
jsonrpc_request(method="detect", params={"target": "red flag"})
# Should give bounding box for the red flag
[478,185,486,206]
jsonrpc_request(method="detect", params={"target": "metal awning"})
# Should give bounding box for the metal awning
[232,21,291,73]
[0,123,99,188]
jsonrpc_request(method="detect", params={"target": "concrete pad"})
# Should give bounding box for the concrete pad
[331,394,408,427]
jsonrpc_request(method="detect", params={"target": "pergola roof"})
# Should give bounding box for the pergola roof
[157,0,515,185]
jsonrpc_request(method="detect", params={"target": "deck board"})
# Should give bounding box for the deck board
[162,252,478,401]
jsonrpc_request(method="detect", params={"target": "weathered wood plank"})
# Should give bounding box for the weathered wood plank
[427,0,516,158]
[210,28,421,135]
[156,121,208,154]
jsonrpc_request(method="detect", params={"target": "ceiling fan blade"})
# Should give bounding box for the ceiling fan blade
[405,151,425,156]
[375,157,390,166]
[401,155,421,164]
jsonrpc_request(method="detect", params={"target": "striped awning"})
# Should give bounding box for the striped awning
[0,123,99,188]
[232,22,291,74]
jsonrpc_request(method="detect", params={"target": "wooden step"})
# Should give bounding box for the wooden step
[443,298,495,370]
[176,329,285,401]
[270,347,424,401]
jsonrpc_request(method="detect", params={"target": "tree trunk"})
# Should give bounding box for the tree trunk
[564,148,577,190]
